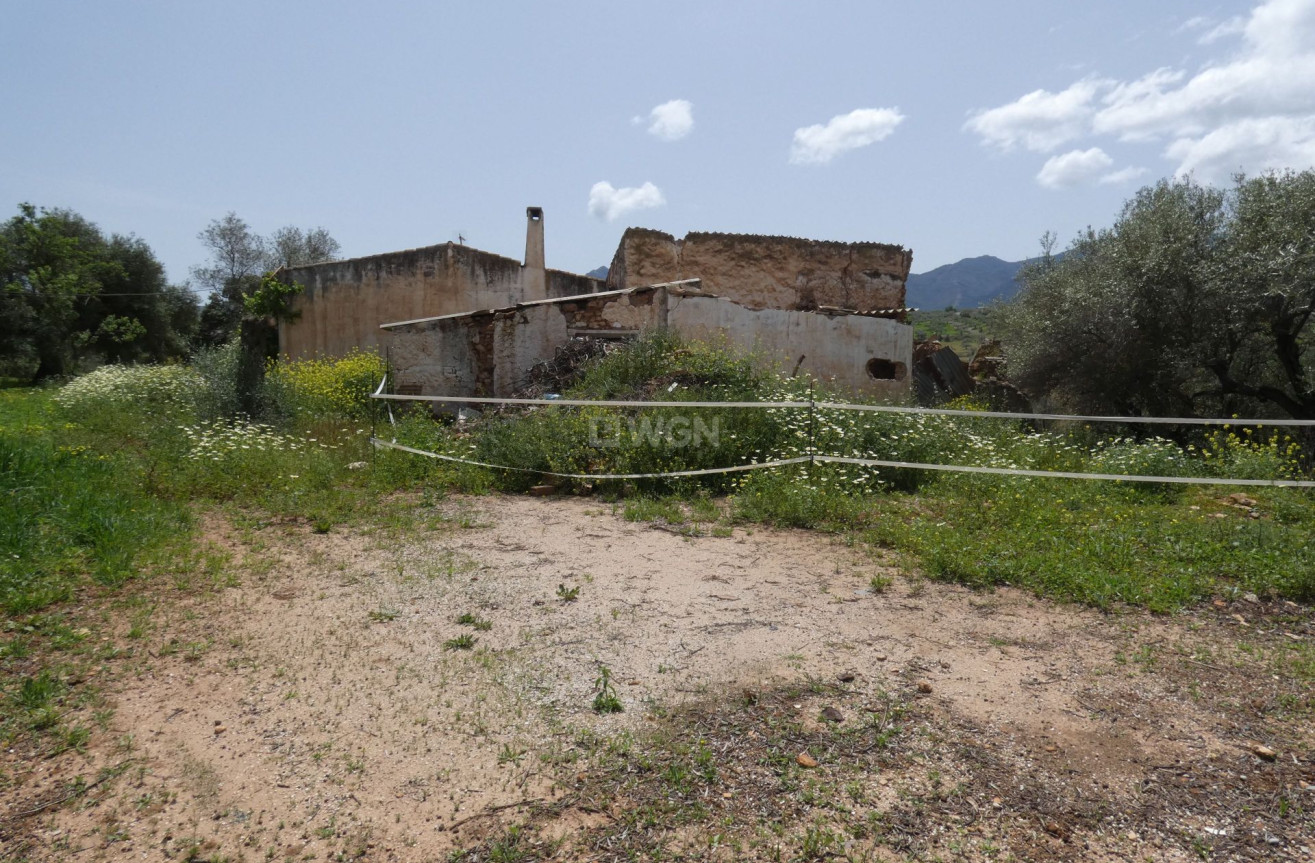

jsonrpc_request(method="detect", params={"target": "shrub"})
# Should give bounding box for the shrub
[191,340,243,421]
[265,349,386,423]
[1197,427,1304,480]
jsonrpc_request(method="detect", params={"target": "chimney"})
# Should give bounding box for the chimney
[523,206,546,300]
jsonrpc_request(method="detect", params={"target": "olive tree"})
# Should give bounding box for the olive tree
[1208,171,1315,419]
[193,214,340,347]
[1008,172,1315,420]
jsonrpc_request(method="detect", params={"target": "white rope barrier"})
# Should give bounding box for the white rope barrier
[369,377,1315,487]
[814,401,1315,427]
[370,437,811,480]
[372,393,811,409]
[370,390,1315,427]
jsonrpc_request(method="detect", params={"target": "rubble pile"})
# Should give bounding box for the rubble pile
[515,337,616,399]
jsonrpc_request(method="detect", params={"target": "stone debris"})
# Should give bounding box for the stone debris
[1252,744,1277,761]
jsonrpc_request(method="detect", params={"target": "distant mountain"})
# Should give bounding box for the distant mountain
[587,266,609,280]
[907,254,1051,310]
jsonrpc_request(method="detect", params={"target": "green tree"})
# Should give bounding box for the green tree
[76,234,199,364]
[1207,171,1315,419]
[0,204,195,380]
[193,213,339,347]
[1008,172,1315,420]
[193,212,268,348]
[267,225,340,269]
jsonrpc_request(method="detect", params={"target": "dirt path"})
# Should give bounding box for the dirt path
[3,495,1312,861]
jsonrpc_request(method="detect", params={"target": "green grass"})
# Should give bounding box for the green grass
[443,633,477,651]
[864,479,1315,611]
[592,666,623,714]
[909,306,1006,358]
[0,390,190,615]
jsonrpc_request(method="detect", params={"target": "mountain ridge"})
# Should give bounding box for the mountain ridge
[907,254,1048,310]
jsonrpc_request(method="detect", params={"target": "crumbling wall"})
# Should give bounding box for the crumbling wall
[668,296,911,400]
[387,284,911,400]
[278,243,602,360]
[387,288,666,397]
[606,229,912,313]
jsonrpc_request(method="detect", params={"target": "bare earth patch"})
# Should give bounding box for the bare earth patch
[2,494,1312,861]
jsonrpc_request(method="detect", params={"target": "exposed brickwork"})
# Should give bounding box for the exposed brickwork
[606,228,911,313]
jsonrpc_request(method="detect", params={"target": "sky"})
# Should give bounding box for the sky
[4,0,1313,289]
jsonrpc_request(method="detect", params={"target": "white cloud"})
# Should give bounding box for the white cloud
[638,99,694,141]
[1199,16,1247,44]
[1093,56,1315,142]
[970,0,1315,183]
[1246,0,1315,56]
[789,107,905,164]
[587,181,666,221]
[1099,166,1150,185]
[1166,116,1315,178]
[964,79,1109,152]
[1036,148,1115,189]
[1178,13,1247,43]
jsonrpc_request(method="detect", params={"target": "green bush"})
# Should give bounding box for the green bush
[191,340,243,421]
[264,349,386,423]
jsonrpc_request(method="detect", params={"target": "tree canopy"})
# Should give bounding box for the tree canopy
[0,203,197,380]
[193,213,339,347]
[1008,172,1315,420]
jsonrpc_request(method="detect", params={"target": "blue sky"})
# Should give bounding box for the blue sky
[4,0,1308,288]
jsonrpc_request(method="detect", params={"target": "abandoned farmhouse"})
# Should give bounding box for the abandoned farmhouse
[277,209,915,398]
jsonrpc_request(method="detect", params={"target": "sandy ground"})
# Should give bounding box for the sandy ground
[2,494,1312,861]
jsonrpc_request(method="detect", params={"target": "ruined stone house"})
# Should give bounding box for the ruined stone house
[278,208,915,399]
[383,279,913,401]
[277,208,601,359]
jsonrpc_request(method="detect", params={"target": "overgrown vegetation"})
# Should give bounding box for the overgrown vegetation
[8,328,1313,628]
[909,306,1004,357]
[1008,171,1315,420]
[2,349,394,619]
[0,348,430,760]
[383,331,1315,609]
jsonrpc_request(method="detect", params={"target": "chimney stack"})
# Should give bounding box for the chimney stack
[523,206,546,300]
